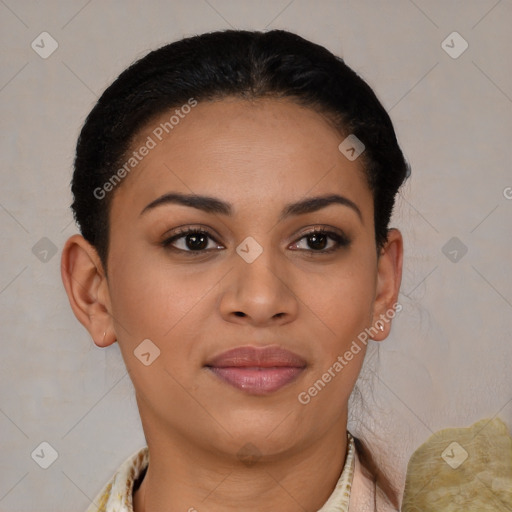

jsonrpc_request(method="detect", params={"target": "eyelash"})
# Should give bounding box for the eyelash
[161,226,350,256]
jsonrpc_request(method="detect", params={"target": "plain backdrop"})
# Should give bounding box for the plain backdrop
[0,1,511,510]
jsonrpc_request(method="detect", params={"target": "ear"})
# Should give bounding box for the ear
[60,234,116,347]
[370,228,403,341]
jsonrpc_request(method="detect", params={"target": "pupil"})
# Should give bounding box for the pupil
[309,233,327,250]
[187,233,208,250]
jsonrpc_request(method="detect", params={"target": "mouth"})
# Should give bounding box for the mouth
[205,345,307,395]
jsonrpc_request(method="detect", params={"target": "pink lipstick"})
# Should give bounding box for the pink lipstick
[205,346,306,395]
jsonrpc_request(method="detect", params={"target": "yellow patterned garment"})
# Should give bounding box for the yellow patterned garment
[85,433,359,512]
[401,417,512,511]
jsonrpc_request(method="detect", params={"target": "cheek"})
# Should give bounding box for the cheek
[107,245,211,345]
[303,258,376,348]
[296,267,374,416]
[107,259,214,405]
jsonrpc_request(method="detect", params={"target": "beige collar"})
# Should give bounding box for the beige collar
[349,447,399,512]
[349,444,376,512]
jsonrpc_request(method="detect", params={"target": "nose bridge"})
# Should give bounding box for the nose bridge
[219,234,298,324]
[236,235,284,300]
[239,241,280,291]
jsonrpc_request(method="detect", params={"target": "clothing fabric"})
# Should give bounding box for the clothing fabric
[84,432,387,512]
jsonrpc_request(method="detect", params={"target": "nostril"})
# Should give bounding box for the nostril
[234,311,246,317]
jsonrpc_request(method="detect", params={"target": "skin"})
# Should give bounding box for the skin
[61,97,403,511]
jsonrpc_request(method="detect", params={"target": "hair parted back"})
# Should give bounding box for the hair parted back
[71,29,409,274]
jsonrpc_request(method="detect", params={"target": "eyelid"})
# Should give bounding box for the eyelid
[293,225,349,242]
[161,224,223,244]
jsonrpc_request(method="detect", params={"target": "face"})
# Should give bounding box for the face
[72,97,401,460]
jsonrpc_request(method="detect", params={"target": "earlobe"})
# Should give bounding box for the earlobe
[60,234,116,347]
[371,228,404,341]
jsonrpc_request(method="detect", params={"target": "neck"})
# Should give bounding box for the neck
[133,415,349,512]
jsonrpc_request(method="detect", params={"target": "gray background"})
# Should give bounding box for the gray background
[1,1,511,510]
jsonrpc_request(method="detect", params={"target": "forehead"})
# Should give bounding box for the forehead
[110,97,372,220]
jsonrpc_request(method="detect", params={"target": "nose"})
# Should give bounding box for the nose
[218,245,299,327]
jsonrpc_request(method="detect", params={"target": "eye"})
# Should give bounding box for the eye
[289,228,350,254]
[161,227,224,254]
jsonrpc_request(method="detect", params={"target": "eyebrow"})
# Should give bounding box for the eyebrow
[140,192,363,223]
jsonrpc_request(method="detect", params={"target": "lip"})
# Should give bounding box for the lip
[205,346,307,395]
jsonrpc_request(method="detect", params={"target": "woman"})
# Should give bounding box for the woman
[61,29,408,511]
